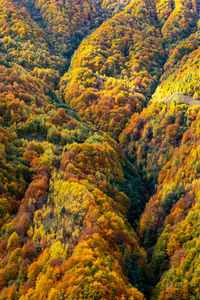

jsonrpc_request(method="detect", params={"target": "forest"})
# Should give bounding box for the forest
[0,0,200,299]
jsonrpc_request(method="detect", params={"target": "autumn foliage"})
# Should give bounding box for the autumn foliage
[0,0,200,299]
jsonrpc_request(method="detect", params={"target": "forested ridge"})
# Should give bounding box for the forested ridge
[0,0,200,299]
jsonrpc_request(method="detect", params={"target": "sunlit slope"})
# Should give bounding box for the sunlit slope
[60,0,165,137]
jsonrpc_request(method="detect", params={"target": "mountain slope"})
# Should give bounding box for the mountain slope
[60,0,165,137]
[0,0,200,299]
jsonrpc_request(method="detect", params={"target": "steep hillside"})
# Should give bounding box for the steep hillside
[60,0,165,137]
[0,0,200,299]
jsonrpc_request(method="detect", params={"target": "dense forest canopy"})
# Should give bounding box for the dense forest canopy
[0,0,200,299]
